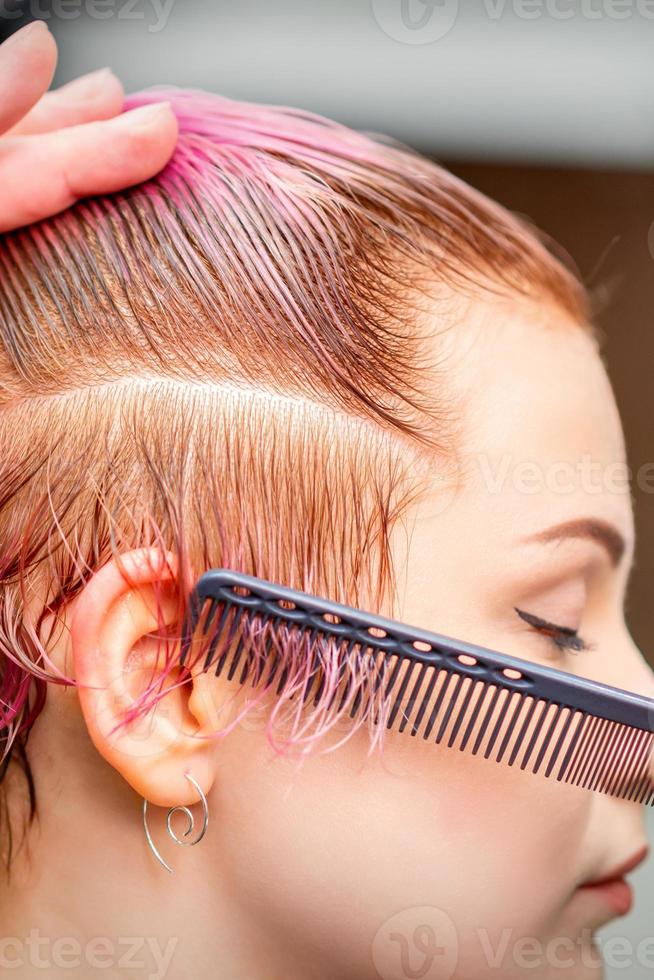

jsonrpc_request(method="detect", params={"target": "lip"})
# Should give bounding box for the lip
[577,845,650,918]
[578,877,634,917]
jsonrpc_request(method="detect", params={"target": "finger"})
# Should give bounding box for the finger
[7,67,125,136]
[0,20,57,135]
[0,102,179,232]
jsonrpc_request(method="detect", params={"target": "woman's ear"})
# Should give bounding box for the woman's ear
[70,547,218,808]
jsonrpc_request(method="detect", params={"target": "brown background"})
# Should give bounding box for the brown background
[446,163,654,665]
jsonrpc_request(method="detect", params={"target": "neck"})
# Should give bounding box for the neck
[0,703,316,980]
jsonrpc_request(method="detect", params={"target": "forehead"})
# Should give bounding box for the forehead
[424,295,633,543]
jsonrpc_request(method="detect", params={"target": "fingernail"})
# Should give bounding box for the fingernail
[2,20,49,49]
[61,67,117,98]
[116,102,173,130]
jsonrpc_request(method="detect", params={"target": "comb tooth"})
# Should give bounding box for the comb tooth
[434,673,467,745]
[613,727,646,799]
[311,629,344,706]
[506,696,538,767]
[202,597,220,635]
[222,610,249,681]
[543,708,576,778]
[630,732,654,800]
[275,622,315,696]
[621,731,650,800]
[213,605,244,679]
[627,733,654,802]
[622,731,654,800]
[386,657,419,729]
[583,721,620,789]
[459,681,492,752]
[601,723,639,798]
[592,721,627,794]
[568,717,608,786]
[243,613,280,689]
[471,685,504,756]
[397,661,430,733]
[424,671,457,741]
[238,614,263,686]
[519,700,551,771]
[382,650,412,707]
[334,639,365,713]
[585,720,619,792]
[494,693,526,764]
[532,705,564,775]
[410,665,441,737]
[446,676,478,748]
[349,645,378,719]
[561,713,596,784]
[615,728,648,800]
[371,654,396,726]
[635,753,654,804]
[571,716,605,789]
[639,751,654,804]
[179,596,204,665]
[299,627,322,703]
[202,602,234,672]
[179,589,215,665]
[274,657,290,696]
[327,637,361,711]
[555,711,588,781]
[358,649,393,724]
[484,688,516,760]
[262,617,296,692]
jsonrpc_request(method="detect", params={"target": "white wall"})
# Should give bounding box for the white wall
[47,0,654,168]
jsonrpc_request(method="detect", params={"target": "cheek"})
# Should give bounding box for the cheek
[215,723,592,975]
[372,733,592,930]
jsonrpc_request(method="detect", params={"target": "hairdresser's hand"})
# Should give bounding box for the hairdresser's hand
[0,19,178,233]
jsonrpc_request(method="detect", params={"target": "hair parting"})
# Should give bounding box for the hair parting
[0,85,593,865]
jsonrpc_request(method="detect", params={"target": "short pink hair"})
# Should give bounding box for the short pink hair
[0,86,591,854]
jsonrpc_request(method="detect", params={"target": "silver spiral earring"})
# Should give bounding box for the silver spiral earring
[142,772,209,874]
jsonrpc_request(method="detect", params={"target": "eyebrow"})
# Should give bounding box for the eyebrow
[522,518,627,568]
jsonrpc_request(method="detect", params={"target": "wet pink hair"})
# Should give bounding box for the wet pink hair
[0,85,591,853]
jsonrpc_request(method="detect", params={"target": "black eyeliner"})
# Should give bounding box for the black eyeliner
[514,606,589,653]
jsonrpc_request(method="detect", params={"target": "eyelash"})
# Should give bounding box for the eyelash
[514,607,591,653]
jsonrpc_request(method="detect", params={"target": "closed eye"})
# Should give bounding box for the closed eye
[514,607,592,654]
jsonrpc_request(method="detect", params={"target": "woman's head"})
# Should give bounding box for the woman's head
[0,86,650,979]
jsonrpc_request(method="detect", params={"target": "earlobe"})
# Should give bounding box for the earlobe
[70,547,218,808]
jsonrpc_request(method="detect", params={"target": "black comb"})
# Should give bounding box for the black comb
[179,569,654,805]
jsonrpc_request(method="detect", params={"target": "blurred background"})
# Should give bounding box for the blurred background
[1,1,653,975]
